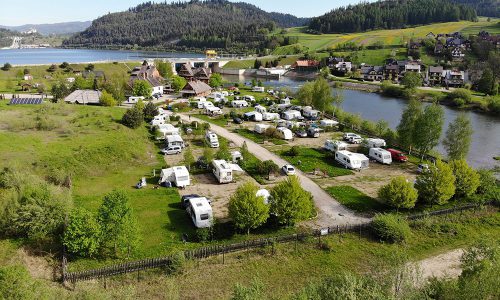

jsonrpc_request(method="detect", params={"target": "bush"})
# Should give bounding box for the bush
[166,252,185,275]
[287,146,300,157]
[378,176,418,209]
[448,88,472,106]
[99,91,117,107]
[121,107,144,129]
[1,62,12,71]
[476,169,499,202]
[0,265,35,299]
[372,214,411,243]
[449,159,480,199]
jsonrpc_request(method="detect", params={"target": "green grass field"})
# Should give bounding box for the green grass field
[222,55,299,69]
[326,185,386,213]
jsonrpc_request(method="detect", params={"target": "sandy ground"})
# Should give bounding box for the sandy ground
[417,249,464,281]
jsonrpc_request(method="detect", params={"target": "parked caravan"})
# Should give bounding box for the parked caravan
[209,92,223,99]
[243,95,256,102]
[159,166,191,187]
[254,123,272,134]
[166,134,185,149]
[252,86,265,92]
[186,197,213,228]
[127,96,145,104]
[365,138,386,148]
[150,114,169,126]
[156,124,180,140]
[324,140,348,152]
[262,112,280,121]
[307,127,320,138]
[369,148,392,164]
[276,127,293,140]
[320,119,339,127]
[231,151,243,163]
[205,131,219,148]
[281,110,302,120]
[335,151,369,170]
[303,108,320,120]
[243,111,263,122]
[280,98,291,105]
[254,105,267,114]
[205,106,222,116]
[231,100,249,108]
[212,160,233,184]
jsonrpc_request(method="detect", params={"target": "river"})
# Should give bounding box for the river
[0,48,204,65]
[222,74,500,169]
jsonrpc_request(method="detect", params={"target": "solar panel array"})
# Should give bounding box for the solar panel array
[8,98,43,105]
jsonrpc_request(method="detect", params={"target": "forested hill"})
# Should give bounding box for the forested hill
[0,28,18,48]
[309,0,477,34]
[451,0,500,18]
[268,12,310,28]
[63,0,305,50]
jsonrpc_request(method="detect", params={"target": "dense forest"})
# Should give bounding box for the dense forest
[309,0,477,34]
[267,12,310,28]
[451,0,500,18]
[0,28,17,48]
[63,0,304,51]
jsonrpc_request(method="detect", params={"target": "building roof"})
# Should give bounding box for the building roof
[293,60,320,68]
[64,90,102,104]
[130,65,164,87]
[429,66,444,73]
[166,135,183,143]
[180,80,212,95]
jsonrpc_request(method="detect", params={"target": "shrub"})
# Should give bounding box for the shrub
[372,214,411,243]
[448,88,472,106]
[195,227,213,242]
[378,176,418,209]
[166,252,185,275]
[99,91,117,107]
[121,107,144,129]
[0,265,35,299]
[476,169,499,202]
[143,102,158,121]
[415,160,456,206]
[287,146,300,157]
[1,62,12,71]
[449,159,480,199]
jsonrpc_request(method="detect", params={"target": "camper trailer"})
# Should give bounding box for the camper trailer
[320,119,339,127]
[365,138,386,148]
[231,100,249,108]
[166,135,185,149]
[254,105,267,114]
[254,124,272,134]
[205,131,219,148]
[369,148,392,165]
[262,112,280,121]
[324,140,348,152]
[335,151,369,170]
[276,127,293,140]
[156,124,180,140]
[127,96,145,104]
[159,166,191,187]
[186,197,213,228]
[302,108,320,120]
[252,86,265,93]
[243,95,255,102]
[281,110,302,121]
[150,114,169,127]
[212,160,233,184]
[205,106,222,116]
[243,111,263,122]
[280,98,291,105]
[256,189,271,205]
[194,97,208,108]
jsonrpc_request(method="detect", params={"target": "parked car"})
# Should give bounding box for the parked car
[282,164,296,176]
[387,148,408,162]
[348,135,363,144]
[161,145,182,155]
[343,132,358,141]
[417,164,430,173]
[233,117,243,124]
[295,130,307,138]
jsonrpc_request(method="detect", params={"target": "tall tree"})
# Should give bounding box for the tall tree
[477,68,495,95]
[413,103,444,158]
[450,159,480,198]
[183,147,195,171]
[443,113,473,160]
[209,73,223,88]
[133,80,152,98]
[401,72,423,90]
[270,176,315,226]
[63,208,101,258]
[143,102,158,122]
[171,75,187,93]
[397,99,423,153]
[415,160,456,206]
[297,81,314,106]
[378,176,418,210]
[228,182,269,234]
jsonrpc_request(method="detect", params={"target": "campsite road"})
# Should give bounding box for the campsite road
[178,113,371,228]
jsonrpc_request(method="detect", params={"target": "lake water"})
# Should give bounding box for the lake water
[223,74,500,169]
[0,48,204,65]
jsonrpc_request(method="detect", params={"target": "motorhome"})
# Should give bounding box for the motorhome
[166,134,185,149]
[335,150,370,170]
[243,95,255,102]
[365,138,386,148]
[209,92,223,99]
[324,140,348,152]
[243,111,263,122]
[285,120,306,129]
[252,86,265,92]
[231,151,243,163]
[254,105,267,114]
[205,106,222,116]
[159,166,191,187]
[212,160,233,184]
[205,131,219,148]
[186,197,213,228]
[302,108,320,120]
[156,124,180,140]
[150,114,169,127]
[201,101,214,109]
[276,127,293,140]
[320,119,339,127]
[194,97,208,108]
[262,112,280,121]
[231,100,249,108]
[369,148,392,164]
[254,123,272,134]
[281,110,302,121]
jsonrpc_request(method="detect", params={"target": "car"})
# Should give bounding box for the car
[161,145,182,155]
[348,135,362,144]
[282,164,296,176]
[180,194,200,208]
[343,132,358,141]
[295,130,307,138]
[233,117,243,124]
[417,164,430,173]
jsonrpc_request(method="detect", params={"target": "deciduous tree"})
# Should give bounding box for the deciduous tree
[443,113,473,160]
[401,72,422,90]
[229,182,269,234]
[449,159,480,198]
[415,160,456,205]
[121,107,144,129]
[270,176,315,226]
[63,208,101,258]
[413,103,444,158]
[142,101,158,121]
[133,80,152,98]
[397,99,423,153]
[378,176,418,209]
[99,91,117,107]
[171,75,187,92]
[209,73,223,88]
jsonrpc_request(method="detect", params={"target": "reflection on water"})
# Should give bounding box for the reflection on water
[222,74,500,169]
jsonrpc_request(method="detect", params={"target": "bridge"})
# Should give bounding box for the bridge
[157,57,232,75]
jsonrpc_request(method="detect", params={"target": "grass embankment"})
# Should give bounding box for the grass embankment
[222,55,299,69]
[276,147,353,177]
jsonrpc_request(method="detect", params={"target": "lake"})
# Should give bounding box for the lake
[0,48,204,65]
[223,74,500,169]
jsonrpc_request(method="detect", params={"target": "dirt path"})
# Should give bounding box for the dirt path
[178,113,370,228]
[417,249,463,281]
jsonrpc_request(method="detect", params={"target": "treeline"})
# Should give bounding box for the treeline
[309,0,477,34]
[63,0,303,51]
[267,12,310,28]
[452,0,500,18]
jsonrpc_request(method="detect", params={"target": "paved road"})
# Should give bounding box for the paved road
[178,113,370,228]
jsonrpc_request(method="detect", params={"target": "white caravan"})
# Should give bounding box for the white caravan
[369,148,392,164]
[127,96,145,104]
[262,112,280,121]
[205,106,222,116]
[186,197,213,228]
[324,140,348,152]
[335,150,370,170]
[159,166,191,187]
[254,105,267,114]
[252,86,265,92]
[156,124,180,140]
[194,97,208,108]
[231,100,249,108]
[281,110,302,121]
[276,127,293,140]
[365,138,387,148]
[302,108,320,120]
[320,119,339,127]
[243,111,263,122]
[166,135,185,149]
[280,98,291,105]
[212,160,233,184]
[150,114,169,127]
[243,95,255,102]
[205,131,219,148]
[254,123,272,134]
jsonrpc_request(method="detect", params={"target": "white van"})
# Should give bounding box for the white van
[212,160,233,184]
[254,105,267,114]
[369,148,392,164]
[335,150,369,170]
[205,131,219,148]
[159,166,190,187]
[231,100,249,108]
[186,197,213,228]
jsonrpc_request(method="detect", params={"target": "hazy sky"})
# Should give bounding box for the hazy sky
[0,0,368,26]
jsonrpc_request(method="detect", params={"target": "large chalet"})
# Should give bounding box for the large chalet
[177,63,212,83]
[129,62,165,96]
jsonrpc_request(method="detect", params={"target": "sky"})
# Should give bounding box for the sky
[0,0,367,26]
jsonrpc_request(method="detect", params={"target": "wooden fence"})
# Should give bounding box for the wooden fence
[62,202,495,284]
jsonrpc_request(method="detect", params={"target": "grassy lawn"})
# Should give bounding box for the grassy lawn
[326,185,386,213]
[276,146,353,177]
[193,114,230,127]
[330,48,407,65]
[233,128,288,145]
[222,55,299,69]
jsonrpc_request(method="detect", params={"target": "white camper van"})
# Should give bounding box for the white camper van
[262,112,280,121]
[281,110,302,121]
[276,127,293,140]
[231,100,249,108]
[159,166,191,187]
[324,140,348,152]
[128,96,145,104]
[186,197,213,228]
[335,151,369,170]
[254,123,272,134]
[205,131,219,148]
[212,160,233,184]
[150,114,169,127]
[365,138,387,148]
[369,148,392,164]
